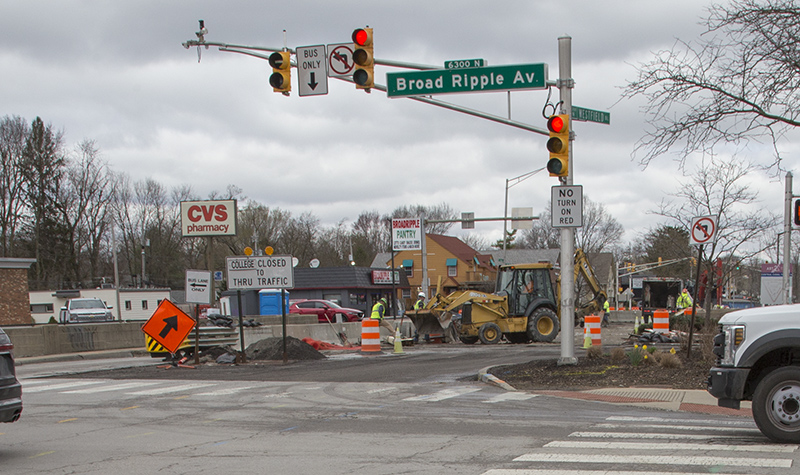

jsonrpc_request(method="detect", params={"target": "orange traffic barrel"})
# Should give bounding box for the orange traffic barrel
[653,309,670,333]
[584,314,602,346]
[360,319,381,353]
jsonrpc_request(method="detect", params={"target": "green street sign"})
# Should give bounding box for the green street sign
[387,63,548,98]
[445,58,486,69]
[572,106,610,125]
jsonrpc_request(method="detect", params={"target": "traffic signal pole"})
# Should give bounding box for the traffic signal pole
[556,36,577,366]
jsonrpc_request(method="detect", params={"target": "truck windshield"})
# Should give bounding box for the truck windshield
[70,300,104,309]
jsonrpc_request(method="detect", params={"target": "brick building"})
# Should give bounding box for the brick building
[0,258,36,325]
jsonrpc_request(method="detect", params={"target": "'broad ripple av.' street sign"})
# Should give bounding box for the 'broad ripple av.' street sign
[386,63,548,98]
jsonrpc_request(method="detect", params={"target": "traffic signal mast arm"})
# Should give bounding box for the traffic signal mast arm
[618,257,691,279]
[182,34,552,136]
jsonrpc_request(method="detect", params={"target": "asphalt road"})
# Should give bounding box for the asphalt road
[6,338,795,474]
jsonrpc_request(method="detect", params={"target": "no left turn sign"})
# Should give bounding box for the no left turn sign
[690,216,717,246]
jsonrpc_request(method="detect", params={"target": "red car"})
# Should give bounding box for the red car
[289,299,364,323]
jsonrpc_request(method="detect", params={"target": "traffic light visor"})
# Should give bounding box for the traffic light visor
[269,52,289,69]
[547,137,566,154]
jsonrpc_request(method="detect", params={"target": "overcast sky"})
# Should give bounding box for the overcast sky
[1,1,794,252]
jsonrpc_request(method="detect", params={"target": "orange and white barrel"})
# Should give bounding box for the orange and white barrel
[584,314,602,346]
[360,319,381,353]
[653,309,670,333]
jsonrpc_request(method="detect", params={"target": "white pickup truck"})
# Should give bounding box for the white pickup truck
[707,304,800,442]
[59,298,115,324]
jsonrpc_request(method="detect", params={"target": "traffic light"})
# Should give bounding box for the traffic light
[352,27,374,89]
[546,114,569,177]
[268,51,291,94]
[794,199,800,226]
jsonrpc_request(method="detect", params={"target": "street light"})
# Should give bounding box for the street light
[502,168,545,264]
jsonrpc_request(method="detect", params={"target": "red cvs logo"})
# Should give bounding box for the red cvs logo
[188,205,228,222]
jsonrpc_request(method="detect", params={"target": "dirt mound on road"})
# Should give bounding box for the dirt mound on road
[245,336,326,361]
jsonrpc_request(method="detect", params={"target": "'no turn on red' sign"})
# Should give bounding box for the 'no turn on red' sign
[690,216,718,246]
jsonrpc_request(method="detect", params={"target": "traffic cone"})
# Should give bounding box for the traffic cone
[583,325,592,348]
[393,327,404,354]
[633,314,640,334]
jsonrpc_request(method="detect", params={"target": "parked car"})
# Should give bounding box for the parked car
[0,327,22,423]
[289,299,364,323]
[59,298,115,323]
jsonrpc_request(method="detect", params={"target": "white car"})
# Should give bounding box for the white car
[59,298,115,323]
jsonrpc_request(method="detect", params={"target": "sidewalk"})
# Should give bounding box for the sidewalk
[479,369,752,418]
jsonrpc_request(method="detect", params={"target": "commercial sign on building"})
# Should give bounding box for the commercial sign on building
[180,200,237,237]
[372,269,401,285]
[392,218,422,251]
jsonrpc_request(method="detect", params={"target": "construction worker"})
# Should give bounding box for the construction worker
[602,299,610,327]
[677,288,693,313]
[371,297,395,335]
[414,292,426,310]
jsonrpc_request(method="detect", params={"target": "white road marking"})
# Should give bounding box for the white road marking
[63,382,160,394]
[483,392,538,404]
[592,422,762,434]
[194,386,256,396]
[484,470,744,475]
[402,387,481,402]
[545,440,798,453]
[605,415,756,427]
[570,431,756,440]
[23,381,104,393]
[512,453,791,468]
[126,383,216,395]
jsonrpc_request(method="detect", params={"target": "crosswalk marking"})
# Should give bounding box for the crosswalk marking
[483,392,538,404]
[63,382,160,394]
[593,422,762,433]
[605,415,756,427]
[545,440,798,453]
[126,383,216,396]
[512,453,792,468]
[484,470,745,475]
[23,381,104,393]
[402,387,481,402]
[569,431,756,440]
[195,386,256,396]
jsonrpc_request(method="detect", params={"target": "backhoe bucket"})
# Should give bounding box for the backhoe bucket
[405,309,456,343]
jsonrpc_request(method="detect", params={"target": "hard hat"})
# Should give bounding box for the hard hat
[418,292,425,297]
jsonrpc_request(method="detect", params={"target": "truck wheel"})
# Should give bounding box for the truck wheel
[459,335,479,344]
[752,366,800,443]
[478,323,502,345]
[528,308,560,343]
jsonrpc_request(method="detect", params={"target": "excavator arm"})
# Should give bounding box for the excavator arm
[574,248,608,319]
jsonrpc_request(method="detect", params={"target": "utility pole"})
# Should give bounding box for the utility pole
[783,172,793,304]
[557,35,577,366]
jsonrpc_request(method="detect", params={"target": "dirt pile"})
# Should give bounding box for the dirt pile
[245,336,326,361]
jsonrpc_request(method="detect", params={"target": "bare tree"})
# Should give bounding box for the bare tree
[521,196,623,253]
[623,0,800,169]
[390,202,457,234]
[655,157,779,309]
[0,116,28,257]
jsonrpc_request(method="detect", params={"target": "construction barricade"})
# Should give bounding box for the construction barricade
[653,309,670,333]
[583,313,602,347]
[360,318,381,353]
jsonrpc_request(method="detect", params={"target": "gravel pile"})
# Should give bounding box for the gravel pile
[245,336,326,361]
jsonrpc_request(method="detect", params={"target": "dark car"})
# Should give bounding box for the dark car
[289,299,364,323]
[0,327,22,423]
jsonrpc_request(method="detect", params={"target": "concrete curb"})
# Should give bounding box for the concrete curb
[478,366,517,391]
[16,348,150,366]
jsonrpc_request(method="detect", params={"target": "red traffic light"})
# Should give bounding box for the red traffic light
[352,28,371,46]
[548,115,565,134]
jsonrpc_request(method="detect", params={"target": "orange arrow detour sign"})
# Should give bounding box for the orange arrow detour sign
[141,299,196,354]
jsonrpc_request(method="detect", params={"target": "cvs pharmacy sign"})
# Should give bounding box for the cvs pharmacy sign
[180,199,237,237]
